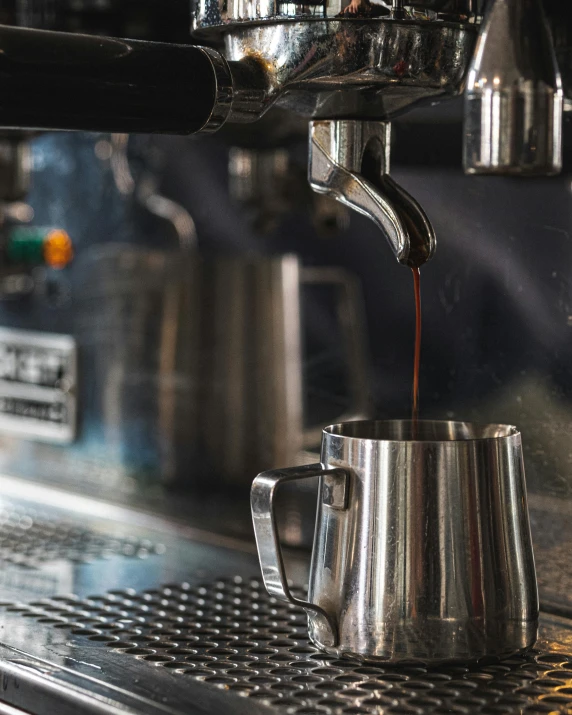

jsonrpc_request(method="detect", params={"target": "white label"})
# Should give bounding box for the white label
[0,328,77,443]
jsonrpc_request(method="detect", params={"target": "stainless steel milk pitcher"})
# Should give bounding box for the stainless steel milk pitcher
[251,419,539,663]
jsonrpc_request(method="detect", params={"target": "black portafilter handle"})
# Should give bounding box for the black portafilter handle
[0,24,234,134]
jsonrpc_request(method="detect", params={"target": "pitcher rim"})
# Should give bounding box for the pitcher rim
[323,419,520,443]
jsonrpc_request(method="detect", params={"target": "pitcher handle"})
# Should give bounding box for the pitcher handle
[300,267,370,450]
[251,462,348,648]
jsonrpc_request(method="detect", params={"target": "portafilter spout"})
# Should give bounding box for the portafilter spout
[309,120,436,268]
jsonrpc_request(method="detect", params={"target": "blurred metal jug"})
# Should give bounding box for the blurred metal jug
[252,419,539,663]
[76,245,369,489]
[200,254,369,486]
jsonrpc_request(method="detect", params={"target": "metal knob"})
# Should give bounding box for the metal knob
[463,0,563,176]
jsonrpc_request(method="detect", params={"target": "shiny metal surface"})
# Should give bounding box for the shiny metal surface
[0,502,165,568]
[0,478,263,714]
[0,477,568,715]
[309,120,436,266]
[547,4,572,105]
[252,462,346,648]
[0,132,371,511]
[0,704,28,715]
[222,19,477,120]
[202,252,306,482]
[110,133,198,249]
[229,147,295,233]
[0,135,31,202]
[0,18,478,128]
[200,46,236,133]
[228,146,350,235]
[299,267,370,446]
[201,255,369,481]
[46,246,369,489]
[3,580,572,715]
[253,419,538,663]
[463,0,563,175]
[195,0,478,28]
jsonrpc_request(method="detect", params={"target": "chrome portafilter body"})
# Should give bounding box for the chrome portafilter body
[192,2,479,266]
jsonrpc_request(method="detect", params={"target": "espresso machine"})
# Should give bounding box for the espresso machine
[0,0,570,713]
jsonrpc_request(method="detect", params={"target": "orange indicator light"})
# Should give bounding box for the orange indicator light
[43,229,73,269]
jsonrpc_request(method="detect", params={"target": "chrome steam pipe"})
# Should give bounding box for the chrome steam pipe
[463,0,563,176]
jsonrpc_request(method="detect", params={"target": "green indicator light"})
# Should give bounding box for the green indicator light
[8,227,51,266]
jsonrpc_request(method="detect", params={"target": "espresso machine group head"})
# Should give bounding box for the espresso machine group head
[0,0,565,265]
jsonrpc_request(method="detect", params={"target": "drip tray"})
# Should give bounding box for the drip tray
[0,477,571,715]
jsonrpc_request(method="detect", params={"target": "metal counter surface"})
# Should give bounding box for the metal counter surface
[0,477,570,714]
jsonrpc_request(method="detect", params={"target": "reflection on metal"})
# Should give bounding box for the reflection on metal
[0,568,571,714]
[229,147,297,234]
[300,266,370,446]
[138,176,198,250]
[310,120,436,267]
[252,462,346,648]
[196,0,478,28]
[109,134,135,196]
[74,246,199,488]
[0,501,165,568]
[229,146,350,235]
[0,473,257,552]
[2,202,34,224]
[0,477,566,715]
[463,0,563,175]
[68,247,371,489]
[0,577,567,715]
[0,135,31,202]
[200,253,369,483]
[221,20,478,120]
[0,699,30,715]
[108,134,197,249]
[253,419,538,662]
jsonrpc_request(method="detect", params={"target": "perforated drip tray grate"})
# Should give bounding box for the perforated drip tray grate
[3,577,572,715]
[0,482,571,715]
[0,502,165,567]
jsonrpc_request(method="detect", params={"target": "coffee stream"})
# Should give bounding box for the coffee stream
[411,267,421,436]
